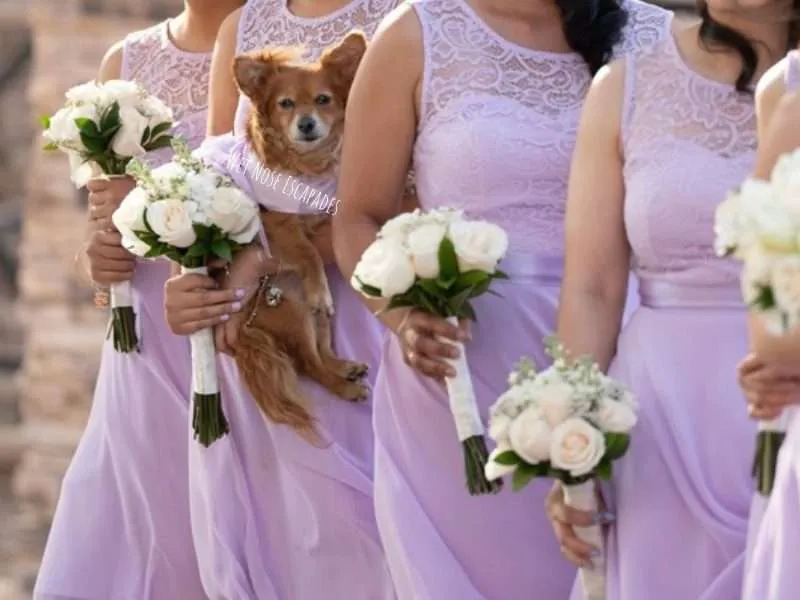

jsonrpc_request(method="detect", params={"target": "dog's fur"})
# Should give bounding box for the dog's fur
[231,32,371,440]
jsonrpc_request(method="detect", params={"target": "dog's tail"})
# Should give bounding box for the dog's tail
[234,322,321,445]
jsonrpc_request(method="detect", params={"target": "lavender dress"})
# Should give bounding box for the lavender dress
[371,1,671,598]
[34,22,210,600]
[743,50,800,600]
[575,36,757,600]
[186,1,400,598]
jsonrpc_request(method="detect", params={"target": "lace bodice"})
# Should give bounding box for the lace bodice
[411,0,671,256]
[121,21,212,165]
[622,35,755,295]
[233,0,402,135]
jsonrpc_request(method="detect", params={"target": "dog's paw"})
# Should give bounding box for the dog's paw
[343,361,369,382]
[339,381,369,402]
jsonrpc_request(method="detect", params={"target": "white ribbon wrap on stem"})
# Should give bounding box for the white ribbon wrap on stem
[564,481,605,600]
[110,281,133,310]
[441,316,484,441]
[182,266,219,396]
[759,411,790,435]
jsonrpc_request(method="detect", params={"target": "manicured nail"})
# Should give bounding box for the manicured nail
[458,331,470,342]
[221,314,230,322]
[235,288,246,298]
[232,301,242,312]
[590,549,601,558]
[449,347,460,358]
[597,512,616,524]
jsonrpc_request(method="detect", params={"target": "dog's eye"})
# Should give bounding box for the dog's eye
[277,98,295,109]
[315,94,332,106]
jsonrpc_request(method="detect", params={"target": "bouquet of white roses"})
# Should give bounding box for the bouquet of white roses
[352,207,509,495]
[113,139,261,446]
[485,338,637,600]
[42,79,174,353]
[714,151,800,495]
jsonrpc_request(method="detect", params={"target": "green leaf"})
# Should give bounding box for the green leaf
[186,243,210,258]
[457,270,489,288]
[416,290,441,315]
[468,277,493,298]
[436,276,457,290]
[604,432,630,461]
[595,460,613,481]
[511,463,541,492]
[40,115,51,129]
[100,101,121,132]
[80,132,107,155]
[487,289,504,298]
[418,279,443,298]
[75,117,101,138]
[492,269,509,280]
[458,301,477,321]
[149,122,172,139]
[447,285,474,314]
[145,135,174,151]
[42,141,59,151]
[383,296,416,312]
[438,237,459,281]
[354,276,382,297]
[211,240,233,262]
[493,450,522,466]
[752,285,777,311]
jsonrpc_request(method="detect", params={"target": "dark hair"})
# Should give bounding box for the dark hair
[555,0,629,75]
[698,0,800,92]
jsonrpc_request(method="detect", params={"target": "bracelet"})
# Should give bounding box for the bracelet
[93,285,110,309]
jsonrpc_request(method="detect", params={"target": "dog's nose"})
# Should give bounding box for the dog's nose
[297,116,316,135]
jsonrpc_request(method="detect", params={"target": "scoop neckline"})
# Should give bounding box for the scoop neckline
[160,20,213,59]
[279,0,359,24]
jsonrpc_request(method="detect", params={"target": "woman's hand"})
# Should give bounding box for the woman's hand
[86,230,137,285]
[87,176,135,231]
[393,309,471,381]
[214,246,279,355]
[545,481,613,568]
[738,353,800,420]
[164,271,246,336]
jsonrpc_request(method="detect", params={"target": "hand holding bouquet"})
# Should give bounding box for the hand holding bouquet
[113,139,261,446]
[485,338,637,600]
[352,208,509,495]
[714,151,800,494]
[42,79,174,353]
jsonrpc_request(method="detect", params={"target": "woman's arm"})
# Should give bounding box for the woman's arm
[206,7,243,136]
[333,6,422,330]
[753,58,800,179]
[556,61,630,370]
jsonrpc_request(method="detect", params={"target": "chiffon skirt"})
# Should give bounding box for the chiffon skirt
[188,268,396,600]
[34,261,206,600]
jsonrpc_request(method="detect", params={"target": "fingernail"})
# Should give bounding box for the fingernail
[449,347,460,358]
[235,288,246,298]
[232,301,242,312]
[590,549,601,558]
[221,314,230,322]
[599,512,616,523]
[458,331,470,342]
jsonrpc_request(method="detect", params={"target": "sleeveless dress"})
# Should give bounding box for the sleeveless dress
[580,35,757,600]
[34,21,210,600]
[186,1,400,598]
[371,1,672,598]
[743,49,800,600]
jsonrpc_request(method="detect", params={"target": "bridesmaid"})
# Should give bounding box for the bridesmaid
[740,47,800,600]
[333,0,671,597]
[162,0,402,598]
[33,1,244,599]
[544,2,797,598]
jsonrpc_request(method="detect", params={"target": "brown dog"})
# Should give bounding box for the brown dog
[230,32,370,440]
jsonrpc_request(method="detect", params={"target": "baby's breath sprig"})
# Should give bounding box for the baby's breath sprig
[508,357,537,387]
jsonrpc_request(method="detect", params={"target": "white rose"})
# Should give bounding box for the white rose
[229,212,261,244]
[101,80,144,106]
[488,412,514,445]
[752,201,797,252]
[713,191,746,256]
[147,199,197,248]
[508,407,553,464]
[484,442,517,481]
[120,232,151,257]
[771,255,800,318]
[550,418,606,478]
[741,246,776,305]
[206,186,260,242]
[536,384,574,428]
[379,210,422,243]
[46,104,99,146]
[140,95,173,126]
[111,105,149,158]
[407,222,447,279]
[352,238,416,297]
[187,171,221,208]
[65,81,104,105]
[112,186,149,233]
[67,151,96,187]
[594,398,637,433]
[448,220,508,273]
[151,162,189,198]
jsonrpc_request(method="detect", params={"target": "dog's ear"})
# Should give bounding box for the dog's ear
[233,51,279,100]
[320,31,367,87]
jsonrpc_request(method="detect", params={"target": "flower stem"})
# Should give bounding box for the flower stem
[192,392,230,447]
[753,430,786,496]
[111,306,140,353]
[463,435,503,496]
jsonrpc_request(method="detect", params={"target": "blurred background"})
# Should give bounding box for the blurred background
[0,0,691,598]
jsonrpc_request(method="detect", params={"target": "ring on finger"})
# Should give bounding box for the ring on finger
[406,350,416,363]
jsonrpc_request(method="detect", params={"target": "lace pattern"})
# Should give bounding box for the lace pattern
[411,0,672,255]
[622,36,755,287]
[121,21,212,162]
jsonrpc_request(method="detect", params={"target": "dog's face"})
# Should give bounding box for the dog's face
[233,32,367,154]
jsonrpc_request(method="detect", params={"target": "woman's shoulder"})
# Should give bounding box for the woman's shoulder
[615,0,673,57]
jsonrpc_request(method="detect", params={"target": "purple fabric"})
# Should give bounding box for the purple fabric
[371,0,671,598]
[742,48,800,600]
[184,0,400,597]
[570,35,757,599]
[34,20,211,600]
